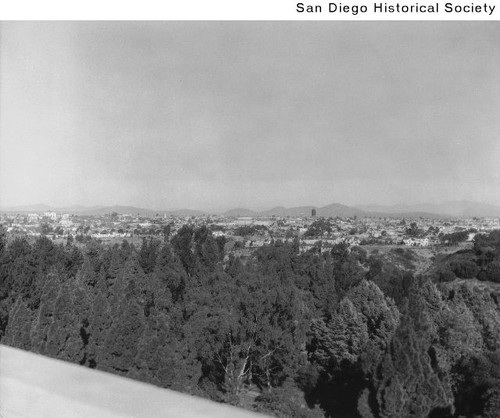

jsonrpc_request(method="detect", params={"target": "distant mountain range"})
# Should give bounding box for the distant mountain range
[2,200,500,219]
[0,204,206,217]
[357,201,500,218]
[221,203,452,219]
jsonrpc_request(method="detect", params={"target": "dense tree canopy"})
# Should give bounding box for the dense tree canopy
[2,226,500,417]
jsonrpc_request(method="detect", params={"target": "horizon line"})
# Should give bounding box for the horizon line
[1,199,500,214]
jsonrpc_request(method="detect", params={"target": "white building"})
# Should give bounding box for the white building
[44,211,58,221]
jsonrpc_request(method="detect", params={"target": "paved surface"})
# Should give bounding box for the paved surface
[0,345,268,418]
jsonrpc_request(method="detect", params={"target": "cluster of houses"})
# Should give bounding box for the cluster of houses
[1,210,497,252]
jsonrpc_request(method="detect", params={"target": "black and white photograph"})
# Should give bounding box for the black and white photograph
[1,13,500,418]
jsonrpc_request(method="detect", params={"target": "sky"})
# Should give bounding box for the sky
[1,21,499,211]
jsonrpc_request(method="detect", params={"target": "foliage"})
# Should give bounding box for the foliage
[233,225,267,237]
[440,231,469,245]
[406,222,423,237]
[304,219,332,238]
[449,259,479,279]
[2,225,500,417]
[484,260,500,283]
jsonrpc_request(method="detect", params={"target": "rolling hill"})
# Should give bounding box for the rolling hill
[357,200,500,218]
[2,200,500,218]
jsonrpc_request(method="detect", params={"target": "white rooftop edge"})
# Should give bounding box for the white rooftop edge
[0,345,269,418]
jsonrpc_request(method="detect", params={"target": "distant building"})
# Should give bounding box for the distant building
[402,238,429,247]
[27,213,41,223]
[467,232,477,242]
[44,211,58,221]
[311,209,317,217]
[60,219,73,228]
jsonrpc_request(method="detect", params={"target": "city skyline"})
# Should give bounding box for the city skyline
[1,22,499,211]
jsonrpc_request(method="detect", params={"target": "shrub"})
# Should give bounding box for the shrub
[449,259,479,279]
[485,260,500,283]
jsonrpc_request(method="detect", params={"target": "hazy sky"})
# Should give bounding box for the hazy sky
[1,21,499,211]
